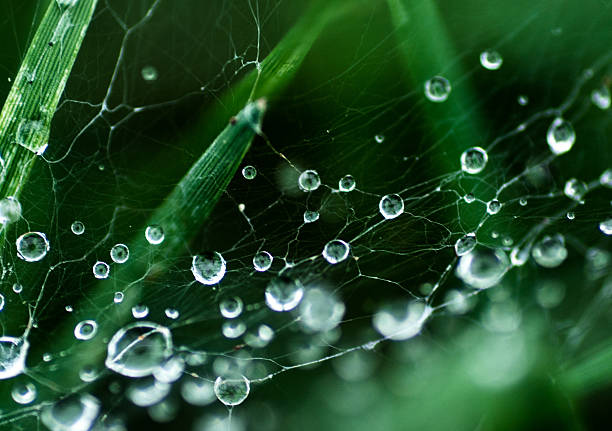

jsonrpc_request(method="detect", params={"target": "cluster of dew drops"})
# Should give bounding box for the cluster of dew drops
[0,48,611,429]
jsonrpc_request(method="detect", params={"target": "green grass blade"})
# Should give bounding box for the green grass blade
[0,0,98,198]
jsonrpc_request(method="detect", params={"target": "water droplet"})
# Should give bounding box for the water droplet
[220,297,243,319]
[464,193,476,203]
[374,134,385,143]
[132,304,149,319]
[92,261,109,279]
[41,394,100,431]
[373,301,432,340]
[424,76,451,102]
[79,365,97,382]
[338,174,356,192]
[456,247,509,289]
[16,231,50,262]
[599,218,612,235]
[480,49,503,70]
[299,288,345,332]
[0,336,29,379]
[591,85,611,109]
[486,199,502,215]
[74,320,98,340]
[517,95,529,106]
[461,147,488,174]
[141,65,158,82]
[11,382,36,404]
[455,233,477,256]
[214,375,250,406]
[12,283,22,294]
[519,198,528,206]
[127,378,171,407]
[564,178,587,202]
[145,225,165,245]
[105,322,172,377]
[65,305,73,312]
[244,324,275,348]
[303,210,320,223]
[241,165,257,180]
[536,280,565,309]
[298,170,321,191]
[532,234,568,268]
[322,239,350,264]
[164,308,179,319]
[0,294,4,311]
[110,243,129,263]
[253,251,273,272]
[71,220,85,235]
[265,276,304,312]
[600,169,612,187]
[566,211,575,220]
[191,252,226,285]
[0,197,21,225]
[181,377,215,406]
[16,119,45,153]
[113,291,124,303]
[379,194,404,219]
[547,117,575,155]
[222,320,246,339]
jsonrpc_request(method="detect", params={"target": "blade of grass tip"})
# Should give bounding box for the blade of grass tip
[386,0,485,171]
[33,99,266,390]
[0,0,98,200]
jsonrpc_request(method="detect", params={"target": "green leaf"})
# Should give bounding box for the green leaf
[0,0,98,198]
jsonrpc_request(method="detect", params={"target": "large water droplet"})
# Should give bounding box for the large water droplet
[105,322,173,377]
[145,225,165,245]
[486,199,502,215]
[110,243,129,263]
[41,394,100,431]
[531,234,568,268]
[181,377,215,406]
[338,174,356,192]
[0,336,29,379]
[424,76,451,102]
[127,378,171,407]
[322,239,350,264]
[219,297,243,319]
[214,375,250,406]
[71,220,85,235]
[547,117,575,155]
[379,194,404,219]
[373,301,432,340]
[456,247,509,289]
[564,178,587,202]
[191,252,226,285]
[455,233,477,256]
[92,261,109,279]
[265,276,304,312]
[303,210,320,223]
[298,170,321,191]
[74,320,98,341]
[299,288,345,332]
[480,50,503,70]
[460,147,488,174]
[241,165,257,180]
[253,251,273,272]
[11,382,36,404]
[16,231,50,262]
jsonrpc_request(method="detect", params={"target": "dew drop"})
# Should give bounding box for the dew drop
[132,304,149,319]
[591,85,611,110]
[303,210,320,223]
[0,197,21,225]
[265,276,304,312]
[517,95,529,106]
[141,65,158,82]
[12,283,22,294]
[92,261,109,279]
[299,288,345,332]
[547,117,575,155]
[479,50,503,70]
[74,320,98,340]
[338,174,356,192]
[71,220,85,235]
[127,378,171,407]
[0,336,29,379]
[456,247,509,289]
[105,322,172,377]
[600,169,612,188]
[241,165,257,180]
[298,169,321,191]
[181,377,216,406]
[322,239,350,264]
[16,231,50,262]
[519,198,528,206]
[599,218,612,235]
[253,251,273,272]
[373,301,432,340]
[41,393,100,431]
[486,199,502,215]
[424,76,451,102]
[464,193,476,203]
[165,308,179,320]
[564,178,587,202]
[191,252,226,285]
[460,147,488,174]
[374,134,385,143]
[455,233,477,256]
[113,291,124,304]
[219,297,243,319]
[222,320,246,339]
[531,234,568,268]
[214,375,250,406]
[145,225,165,245]
[566,211,575,220]
[110,243,129,263]
[379,194,404,219]
[11,382,36,404]
[0,294,4,311]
